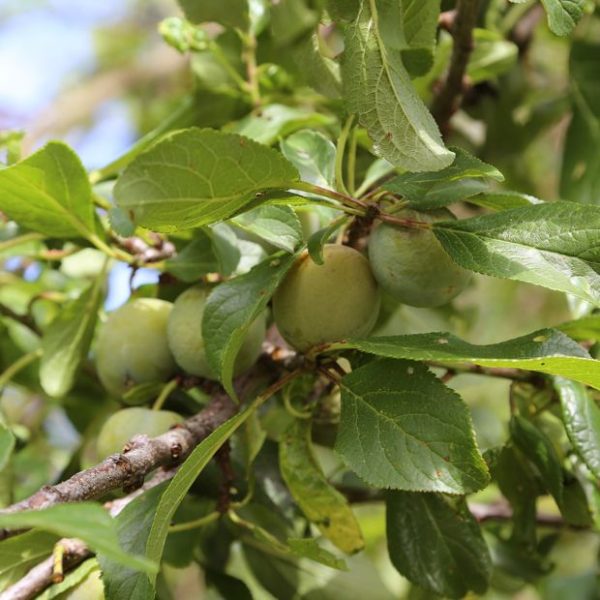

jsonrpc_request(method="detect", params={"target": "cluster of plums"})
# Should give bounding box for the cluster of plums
[94,208,471,456]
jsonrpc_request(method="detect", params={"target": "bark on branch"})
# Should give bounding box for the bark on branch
[0,393,236,540]
[432,0,481,134]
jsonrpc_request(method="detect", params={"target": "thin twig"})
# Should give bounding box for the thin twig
[432,0,480,134]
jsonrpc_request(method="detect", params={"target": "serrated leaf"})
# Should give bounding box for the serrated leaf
[336,359,489,493]
[432,202,600,306]
[280,130,336,189]
[40,271,105,398]
[165,232,219,282]
[98,482,167,600]
[0,504,156,574]
[386,492,491,598]
[0,142,96,239]
[178,0,249,30]
[203,251,300,397]
[510,415,564,505]
[327,328,600,391]
[114,128,299,232]
[383,147,503,208]
[145,404,258,583]
[555,377,600,480]
[233,205,303,253]
[342,0,453,172]
[307,217,348,265]
[540,0,585,36]
[279,419,364,554]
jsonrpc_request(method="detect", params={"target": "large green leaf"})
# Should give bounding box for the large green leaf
[336,359,489,494]
[432,202,600,306]
[98,483,166,600]
[0,504,156,574]
[114,128,299,232]
[203,251,300,397]
[0,142,96,239]
[279,419,364,554]
[145,405,258,583]
[555,377,600,480]
[39,271,105,398]
[386,492,491,598]
[342,0,453,172]
[178,0,249,30]
[327,329,600,390]
[540,0,585,36]
[383,147,503,209]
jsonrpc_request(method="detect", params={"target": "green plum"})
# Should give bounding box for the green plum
[272,244,380,351]
[368,208,472,307]
[96,407,183,458]
[95,298,176,396]
[167,286,266,379]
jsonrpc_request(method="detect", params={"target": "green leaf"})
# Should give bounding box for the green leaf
[342,0,453,172]
[210,223,241,276]
[270,0,320,46]
[287,538,347,571]
[98,483,167,600]
[37,561,100,600]
[0,142,96,239]
[232,205,303,253]
[0,531,57,591]
[165,232,219,282]
[279,419,364,554]
[556,314,600,341]
[510,415,564,505]
[293,35,342,98]
[178,0,249,30]
[0,419,14,472]
[386,492,491,598]
[560,476,594,527]
[383,147,503,208]
[555,377,600,480]
[307,217,348,265]
[561,40,600,205]
[280,130,336,189]
[336,359,489,493]
[467,29,518,84]
[467,191,542,211]
[145,404,258,583]
[203,251,300,397]
[114,128,299,232]
[540,0,585,36]
[327,328,600,391]
[229,105,334,146]
[432,202,600,306]
[39,271,105,398]
[0,504,156,574]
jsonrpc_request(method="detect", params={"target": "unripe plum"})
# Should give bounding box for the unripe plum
[96,407,183,459]
[272,244,380,351]
[368,208,472,307]
[167,286,266,379]
[96,299,176,396]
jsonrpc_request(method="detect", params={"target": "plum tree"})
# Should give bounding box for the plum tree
[96,407,183,458]
[368,208,472,307]
[167,286,266,378]
[272,244,380,351]
[95,298,176,396]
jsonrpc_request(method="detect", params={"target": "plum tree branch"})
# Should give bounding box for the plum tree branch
[432,0,480,133]
[0,393,236,540]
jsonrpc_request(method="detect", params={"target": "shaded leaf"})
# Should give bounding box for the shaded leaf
[307,217,348,265]
[287,538,347,571]
[336,359,489,493]
[540,0,585,36]
[280,130,336,189]
[165,232,218,282]
[387,492,491,598]
[178,0,249,30]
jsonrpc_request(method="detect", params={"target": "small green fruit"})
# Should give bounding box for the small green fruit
[96,299,176,396]
[273,244,380,351]
[96,407,183,458]
[167,286,266,379]
[368,208,472,307]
